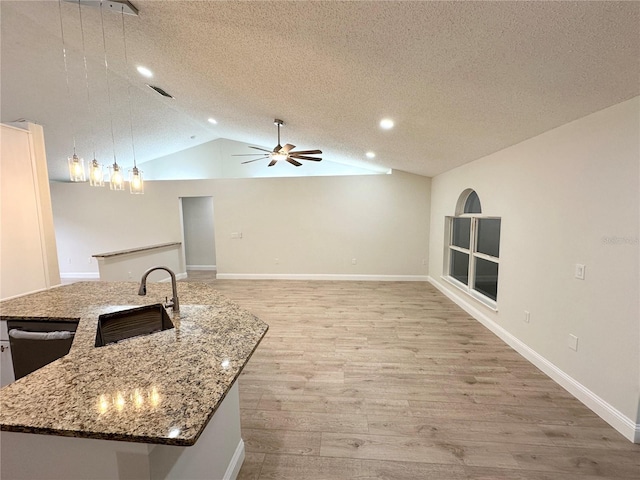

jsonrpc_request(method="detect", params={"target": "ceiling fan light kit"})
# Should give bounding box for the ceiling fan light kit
[235,119,323,167]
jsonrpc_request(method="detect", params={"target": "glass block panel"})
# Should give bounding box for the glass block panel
[464,191,482,214]
[450,250,469,285]
[451,217,471,249]
[476,218,501,258]
[474,257,499,301]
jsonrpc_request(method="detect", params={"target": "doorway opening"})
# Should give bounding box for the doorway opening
[180,196,216,280]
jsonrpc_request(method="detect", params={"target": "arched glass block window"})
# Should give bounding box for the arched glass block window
[446,190,501,306]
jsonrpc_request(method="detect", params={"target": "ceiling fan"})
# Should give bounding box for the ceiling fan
[235,119,322,167]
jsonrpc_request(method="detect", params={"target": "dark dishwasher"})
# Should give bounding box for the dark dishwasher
[7,320,78,380]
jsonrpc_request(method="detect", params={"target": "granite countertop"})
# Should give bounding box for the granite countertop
[0,282,268,446]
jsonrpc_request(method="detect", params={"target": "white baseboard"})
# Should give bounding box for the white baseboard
[427,276,639,444]
[59,272,100,280]
[216,273,429,281]
[157,272,188,282]
[187,265,217,271]
[224,439,245,480]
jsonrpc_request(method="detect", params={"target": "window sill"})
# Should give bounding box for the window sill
[440,276,498,312]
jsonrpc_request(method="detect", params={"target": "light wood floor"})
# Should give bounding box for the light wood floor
[182,272,640,479]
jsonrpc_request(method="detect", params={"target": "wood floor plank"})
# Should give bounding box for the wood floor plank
[241,409,370,434]
[242,428,322,456]
[235,452,265,480]
[366,416,553,446]
[257,454,364,480]
[179,275,640,479]
[320,432,470,465]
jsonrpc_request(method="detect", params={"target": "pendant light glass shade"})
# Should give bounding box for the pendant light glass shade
[109,163,125,191]
[129,166,144,194]
[68,154,86,182]
[89,159,104,187]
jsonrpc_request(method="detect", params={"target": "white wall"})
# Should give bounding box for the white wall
[0,123,60,299]
[51,170,431,279]
[429,97,640,438]
[51,177,185,277]
[182,196,216,268]
[95,245,184,282]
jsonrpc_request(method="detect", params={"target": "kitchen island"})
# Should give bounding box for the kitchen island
[0,281,268,479]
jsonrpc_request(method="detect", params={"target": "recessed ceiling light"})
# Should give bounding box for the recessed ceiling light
[366,151,376,159]
[136,66,153,78]
[379,118,394,130]
[208,118,217,125]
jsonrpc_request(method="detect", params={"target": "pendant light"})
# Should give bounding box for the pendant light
[75,0,105,187]
[100,1,124,191]
[120,6,143,194]
[89,159,104,187]
[59,0,86,182]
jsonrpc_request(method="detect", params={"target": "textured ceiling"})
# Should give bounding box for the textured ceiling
[1,1,639,181]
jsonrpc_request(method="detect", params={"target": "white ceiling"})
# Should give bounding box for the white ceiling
[2,1,639,181]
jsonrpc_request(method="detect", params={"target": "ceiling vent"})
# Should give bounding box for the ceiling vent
[63,0,138,16]
[146,85,174,99]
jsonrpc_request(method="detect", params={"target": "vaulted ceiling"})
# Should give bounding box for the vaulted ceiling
[2,1,639,181]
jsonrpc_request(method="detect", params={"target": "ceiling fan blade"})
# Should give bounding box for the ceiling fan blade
[286,158,303,167]
[268,159,278,167]
[249,146,272,153]
[289,149,322,155]
[282,143,296,153]
[289,155,322,161]
[241,157,269,164]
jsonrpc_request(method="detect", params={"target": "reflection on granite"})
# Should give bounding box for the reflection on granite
[0,282,268,446]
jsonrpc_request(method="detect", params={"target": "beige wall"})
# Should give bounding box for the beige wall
[51,170,431,278]
[429,97,640,435]
[0,123,60,299]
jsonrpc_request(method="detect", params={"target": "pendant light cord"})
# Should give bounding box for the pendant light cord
[100,0,118,167]
[58,0,76,154]
[120,5,137,169]
[77,0,96,160]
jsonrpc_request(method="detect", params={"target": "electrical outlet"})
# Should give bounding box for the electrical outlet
[524,311,530,323]
[67,258,72,264]
[422,259,427,266]
[275,258,279,264]
[127,271,132,280]
[88,257,92,264]
[568,334,578,351]
[575,264,585,280]
[351,258,357,265]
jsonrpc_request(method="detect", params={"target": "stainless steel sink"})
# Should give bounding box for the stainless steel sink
[95,304,174,347]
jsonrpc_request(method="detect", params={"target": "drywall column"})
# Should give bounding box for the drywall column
[0,123,60,299]
[24,123,61,288]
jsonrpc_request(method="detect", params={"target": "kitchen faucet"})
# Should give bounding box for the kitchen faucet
[138,266,180,312]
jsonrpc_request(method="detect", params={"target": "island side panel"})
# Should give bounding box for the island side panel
[0,383,243,480]
[149,382,244,480]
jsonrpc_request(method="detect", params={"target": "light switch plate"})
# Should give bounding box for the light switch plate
[575,264,585,280]
[568,334,578,351]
